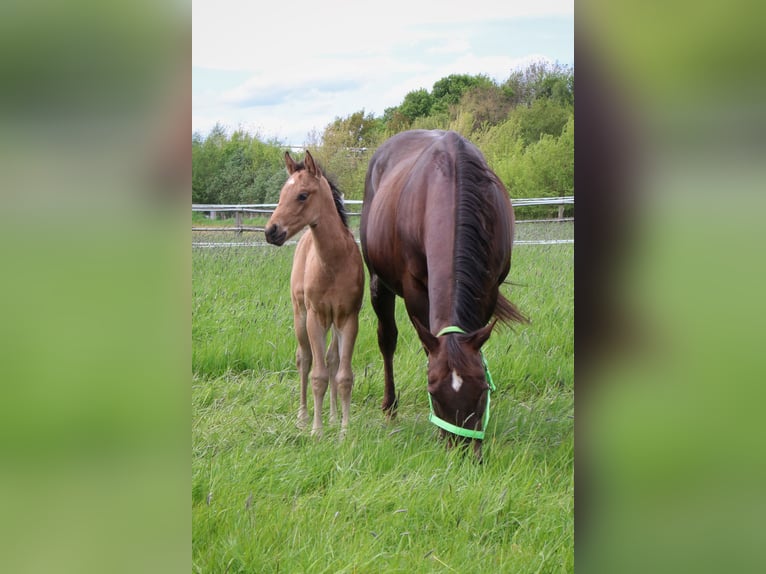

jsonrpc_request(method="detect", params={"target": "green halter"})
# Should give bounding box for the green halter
[427,326,496,440]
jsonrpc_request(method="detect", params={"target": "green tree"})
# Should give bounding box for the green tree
[454,83,514,135]
[431,73,494,115]
[514,97,571,146]
[502,61,573,107]
[318,110,383,199]
[191,124,287,205]
[398,89,434,123]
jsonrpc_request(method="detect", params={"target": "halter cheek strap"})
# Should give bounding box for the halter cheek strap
[427,326,496,440]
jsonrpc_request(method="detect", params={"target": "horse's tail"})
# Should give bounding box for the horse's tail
[495,293,529,325]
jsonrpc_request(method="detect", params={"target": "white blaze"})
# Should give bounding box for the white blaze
[286,176,296,185]
[451,371,463,392]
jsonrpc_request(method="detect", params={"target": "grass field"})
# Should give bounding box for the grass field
[192,227,573,573]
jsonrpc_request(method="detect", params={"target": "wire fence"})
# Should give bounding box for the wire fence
[192,197,573,248]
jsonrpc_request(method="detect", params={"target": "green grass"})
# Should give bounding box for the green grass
[192,235,573,573]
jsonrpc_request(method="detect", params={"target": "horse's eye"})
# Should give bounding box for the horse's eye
[297,192,308,202]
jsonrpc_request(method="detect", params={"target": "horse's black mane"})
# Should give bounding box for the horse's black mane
[292,159,349,228]
[452,136,526,332]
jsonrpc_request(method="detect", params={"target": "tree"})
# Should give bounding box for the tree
[318,110,383,199]
[513,97,571,147]
[502,61,573,108]
[398,89,433,123]
[455,83,514,135]
[431,73,494,115]
[191,124,286,205]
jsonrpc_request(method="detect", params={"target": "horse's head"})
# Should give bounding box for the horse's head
[413,318,496,461]
[265,150,327,246]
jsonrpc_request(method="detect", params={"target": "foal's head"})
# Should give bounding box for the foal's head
[414,320,496,460]
[265,150,342,246]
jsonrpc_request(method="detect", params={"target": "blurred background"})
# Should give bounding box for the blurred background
[575,1,765,572]
[0,1,189,573]
[0,0,764,572]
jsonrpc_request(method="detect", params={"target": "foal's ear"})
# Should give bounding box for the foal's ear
[412,316,438,354]
[284,151,298,175]
[304,149,323,179]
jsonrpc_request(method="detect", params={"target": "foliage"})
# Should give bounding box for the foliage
[398,88,434,122]
[192,62,574,206]
[316,110,384,200]
[502,60,573,108]
[431,73,495,115]
[192,124,286,205]
[481,113,573,215]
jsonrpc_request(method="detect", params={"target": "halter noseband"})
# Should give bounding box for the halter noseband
[427,326,496,441]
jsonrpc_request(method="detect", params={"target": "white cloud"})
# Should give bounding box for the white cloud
[192,0,573,142]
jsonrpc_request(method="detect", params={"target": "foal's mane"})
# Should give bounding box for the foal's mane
[292,159,349,228]
[452,137,526,332]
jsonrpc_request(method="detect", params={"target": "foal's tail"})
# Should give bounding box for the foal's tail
[495,293,530,325]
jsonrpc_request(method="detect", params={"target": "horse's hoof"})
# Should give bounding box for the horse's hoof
[382,398,399,420]
[297,412,309,430]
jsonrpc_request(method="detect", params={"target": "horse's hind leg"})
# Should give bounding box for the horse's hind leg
[370,274,398,417]
[326,328,340,425]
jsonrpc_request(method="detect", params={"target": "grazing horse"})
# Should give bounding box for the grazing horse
[265,150,364,437]
[360,130,527,458]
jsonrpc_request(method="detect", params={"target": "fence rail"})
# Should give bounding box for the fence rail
[192,197,573,233]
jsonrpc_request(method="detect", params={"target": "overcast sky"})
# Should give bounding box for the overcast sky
[193,1,573,145]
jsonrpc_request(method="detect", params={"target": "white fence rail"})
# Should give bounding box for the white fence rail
[192,196,573,232]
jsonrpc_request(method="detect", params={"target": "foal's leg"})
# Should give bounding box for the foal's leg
[370,274,398,417]
[335,315,359,436]
[326,328,340,424]
[293,301,311,429]
[306,311,329,437]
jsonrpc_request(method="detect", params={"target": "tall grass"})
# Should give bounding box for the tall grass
[192,234,573,573]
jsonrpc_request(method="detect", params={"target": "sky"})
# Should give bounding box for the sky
[193,1,573,145]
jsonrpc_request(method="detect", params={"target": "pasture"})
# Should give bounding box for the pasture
[192,223,573,573]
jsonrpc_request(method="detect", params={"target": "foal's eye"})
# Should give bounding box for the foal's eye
[297,192,308,202]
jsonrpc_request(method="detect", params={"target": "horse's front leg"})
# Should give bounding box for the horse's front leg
[335,315,359,436]
[370,274,398,417]
[325,329,340,425]
[306,310,329,437]
[293,300,311,429]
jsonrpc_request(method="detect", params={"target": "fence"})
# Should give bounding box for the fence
[192,196,573,233]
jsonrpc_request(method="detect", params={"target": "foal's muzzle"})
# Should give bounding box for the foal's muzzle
[265,224,287,246]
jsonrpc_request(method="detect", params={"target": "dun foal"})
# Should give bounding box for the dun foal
[265,150,364,437]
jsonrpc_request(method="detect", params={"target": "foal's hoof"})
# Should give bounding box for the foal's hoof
[296,411,309,430]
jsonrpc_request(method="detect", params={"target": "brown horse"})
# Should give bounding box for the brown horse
[265,150,365,437]
[360,130,527,458]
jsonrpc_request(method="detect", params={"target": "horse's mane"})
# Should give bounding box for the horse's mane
[292,159,349,228]
[453,137,527,331]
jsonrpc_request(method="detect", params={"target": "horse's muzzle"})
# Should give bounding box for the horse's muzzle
[265,224,287,246]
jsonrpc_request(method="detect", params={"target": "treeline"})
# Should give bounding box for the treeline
[192,61,573,213]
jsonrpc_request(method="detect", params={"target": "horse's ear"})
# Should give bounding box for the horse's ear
[304,149,322,179]
[285,151,298,175]
[412,316,438,354]
[465,321,495,350]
